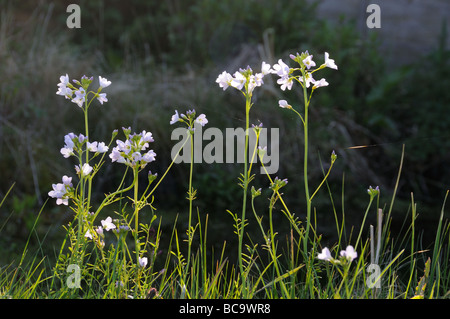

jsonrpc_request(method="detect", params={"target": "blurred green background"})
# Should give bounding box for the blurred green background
[1,0,449,265]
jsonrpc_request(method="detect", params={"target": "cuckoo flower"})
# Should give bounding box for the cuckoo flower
[110,128,156,169]
[215,61,273,95]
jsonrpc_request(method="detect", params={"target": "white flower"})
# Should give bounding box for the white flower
[59,74,70,86]
[76,163,93,176]
[318,247,332,261]
[340,245,358,262]
[82,163,93,176]
[60,147,74,158]
[216,71,233,91]
[195,114,208,127]
[48,183,66,201]
[71,88,86,107]
[139,257,148,268]
[109,148,124,163]
[62,175,72,186]
[97,93,108,104]
[56,85,73,99]
[140,130,154,143]
[60,133,76,157]
[170,110,181,124]
[96,142,109,153]
[131,151,142,163]
[272,59,290,78]
[85,229,93,240]
[99,76,111,88]
[261,61,273,75]
[277,76,293,91]
[299,72,315,88]
[253,73,264,86]
[278,100,292,109]
[142,150,156,163]
[101,216,116,231]
[230,71,246,90]
[302,54,316,69]
[323,52,338,70]
[48,175,72,205]
[96,226,104,236]
[312,78,329,90]
[87,141,98,152]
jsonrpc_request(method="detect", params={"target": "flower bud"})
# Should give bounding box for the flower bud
[148,171,158,183]
[251,186,262,198]
[367,186,380,199]
[331,150,337,163]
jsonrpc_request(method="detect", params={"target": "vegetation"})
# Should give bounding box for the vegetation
[0,1,449,300]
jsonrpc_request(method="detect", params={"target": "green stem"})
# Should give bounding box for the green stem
[302,72,311,256]
[133,167,140,264]
[142,130,191,203]
[309,159,335,202]
[185,131,195,280]
[239,93,251,294]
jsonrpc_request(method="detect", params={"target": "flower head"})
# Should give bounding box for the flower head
[56,85,73,99]
[71,88,86,108]
[170,110,181,124]
[299,72,315,88]
[312,78,329,90]
[278,100,292,109]
[340,245,358,262]
[261,61,274,75]
[85,229,93,240]
[75,163,93,176]
[96,93,108,105]
[215,71,233,91]
[302,54,316,69]
[230,71,246,90]
[195,114,208,127]
[323,52,338,70]
[277,76,293,91]
[272,59,291,78]
[110,129,156,169]
[318,247,333,261]
[101,216,116,231]
[217,62,271,94]
[139,257,148,268]
[367,186,380,198]
[98,76,111,89]
[48,175,73,205]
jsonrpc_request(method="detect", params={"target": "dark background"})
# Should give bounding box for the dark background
[1,0,449,265]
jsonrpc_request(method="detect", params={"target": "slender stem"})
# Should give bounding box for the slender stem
[309,160,335,202]
[302,72,311,256]
[239,92,251,294]
[185,131,194,279]
[133,167,140,264]
[142,130,191,202]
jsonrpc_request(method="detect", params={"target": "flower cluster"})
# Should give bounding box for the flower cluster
[269,176,289,192]
[272,51,338,107]
[367,185,380,199]
[60,132,108,159]
[109,128,156,169]
[170,109,208,129]
[216,62,273,95]
[318,245,358,265]
[48,175,73,206]
[56,74,111,107]
[84,216,118,248]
